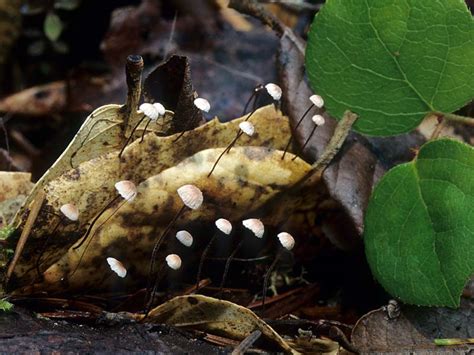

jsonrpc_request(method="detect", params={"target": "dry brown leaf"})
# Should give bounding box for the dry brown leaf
[143,56,203,134]
[16,145,311,293]
[7,105,292,289]
[352,300,474,354]
[278,30,384,245]
[0,81,66,116]
[10,102,159,226]
[140,294,300,354]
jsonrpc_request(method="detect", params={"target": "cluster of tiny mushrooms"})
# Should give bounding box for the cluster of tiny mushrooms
[37,82,327,313]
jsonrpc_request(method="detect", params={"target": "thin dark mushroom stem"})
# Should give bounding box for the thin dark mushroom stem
[35,217,63,278]
[261,248,284,311]
[73,195,121,250]
[242,84,264,116]
[144,262,166,316]
[145,204,187,306]
[207,131,244,177]
[140,118,153,143]
[218,239,244,294]
[118,114,147,159]
[282,103,314,160]
[195,233,219,291]
[292,124,318,161]
[69,197,129,279]
[172,130,186,142]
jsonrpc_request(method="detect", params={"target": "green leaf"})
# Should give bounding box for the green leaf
[0,298,13,312]
[44,12,63,42]
[364,139,474,307]
[306,0,474,136]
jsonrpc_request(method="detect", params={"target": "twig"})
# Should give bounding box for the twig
[434,111,474,127]
[231,330,262,355]
[121,55,144,134]
[304,110,358,184]
[429,116,445,140]
[10,129,41,157]
[0,117,10,171]
[228,0,306,55]
[6,190,45,284]
[328,325,360,354]
[228,0,285,35]
[259,0,322,11]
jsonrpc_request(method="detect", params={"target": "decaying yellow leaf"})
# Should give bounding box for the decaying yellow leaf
[0,172,33,202]
[139,294,300,354]
[11,103,170,225]
[13,104,121,221]
[0,172,33,225]
[8,106,293,288]
[14,146,311,293]
[45,105,291,226]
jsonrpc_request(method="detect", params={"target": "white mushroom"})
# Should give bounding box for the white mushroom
[106,257,127,278]
[238,121,255,137]
[60,203,79,221]
[309,94,324,108]
[311,114,325,126]
[264,83,282,101]
[152,102,166,117]
[215,218,232,235]
[115,180,138,202]
[177,184,203,210]
[139,103,159,120]
[277,232,295,251]
[194,97,211,112]
[242,218,265,238]
[166,254,182,270]
[176,230,193,247]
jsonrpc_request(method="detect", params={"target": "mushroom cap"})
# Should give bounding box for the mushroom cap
[177,184,203,210]
[311,114,325,126]
[264,83,282,101]
[309,94,324,108]
[152,102,166,116]
[139,103,159,120]
[193,98,210,112]
[115,180,138,202]
[176,230,193,247]
[215,218,232,235]
[166,254,182,270]
[60,203,79,221]
[277,232,295,251]
[106,257,127,278]
[238,121,255,137]
[242,218,265,238]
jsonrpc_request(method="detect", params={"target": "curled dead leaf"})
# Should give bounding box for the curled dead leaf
[18,145,311,293]
[352,299,474,353]
[7,105,292,289]
[144,56,203,134]
[140,294,299,354]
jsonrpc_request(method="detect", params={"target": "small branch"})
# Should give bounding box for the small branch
[429,117,445,140]
[310,110,358,176]
[434,111,474,127]
[231,330,262,355]
[121,55,144,134]
[228,0,285,36]
[6,190,45,284]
